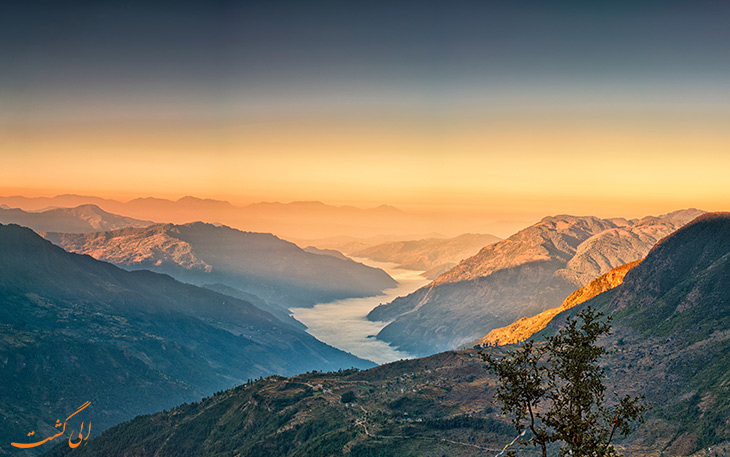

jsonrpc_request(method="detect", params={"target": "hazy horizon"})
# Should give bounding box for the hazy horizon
[2,1,729,223]
[0,192,714,241]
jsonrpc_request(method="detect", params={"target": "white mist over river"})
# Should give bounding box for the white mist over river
[290,258,430,365]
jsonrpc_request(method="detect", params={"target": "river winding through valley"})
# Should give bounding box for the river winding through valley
[290,258,430,365]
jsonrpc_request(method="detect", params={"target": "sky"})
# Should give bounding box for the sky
[2,0,729,223]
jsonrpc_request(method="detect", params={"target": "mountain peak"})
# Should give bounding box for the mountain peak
[657,208,706,225]
[0,204,154,233]
[371,210,709,356]
[0,222,50,247]
[431,215,616,286]
[368,204,405,214]
[67,203,109,214]
[290,200,327,207]
[47,222,397,311]
[176,196,236,207]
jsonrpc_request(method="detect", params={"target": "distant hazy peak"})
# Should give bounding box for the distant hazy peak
[290,200,328,207]
[0,203,154,233]
[433,215,616,286]
[244,200,405,213]
[176,195,234,205]
[351,232,501,278]
[656,207,706,225]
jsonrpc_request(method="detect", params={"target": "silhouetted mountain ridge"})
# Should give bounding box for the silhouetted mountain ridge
[0,194,522,239]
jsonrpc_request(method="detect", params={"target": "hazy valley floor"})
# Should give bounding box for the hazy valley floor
[291,258,430,364]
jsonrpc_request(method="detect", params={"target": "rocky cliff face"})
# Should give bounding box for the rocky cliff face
[433,215,616,286]
[369,209,703,356]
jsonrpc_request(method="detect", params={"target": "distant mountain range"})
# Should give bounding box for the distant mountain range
[302,245,352,261]
[0,224,372,457]
[349,233,502,279]
[0,195,410,238]
[43,212,730,457]
[369,209,704,356]
[0,204,153,233]
[44,223,396,323]
[291,233,444,257]
[0,194,526,239]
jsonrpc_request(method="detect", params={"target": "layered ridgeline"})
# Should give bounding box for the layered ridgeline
[0,224,372,457]
[474,259,641,347]
[43,213,730,457]
[541,212,730,454]
[349,233,502,279]
[370,209,704,356]
[0,195,454,240]
[44,223,396,325]
[0,204,153,233]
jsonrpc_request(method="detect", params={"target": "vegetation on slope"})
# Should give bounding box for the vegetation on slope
[475,259,641,347]
[0,224,372,456]
[370,211,700,356]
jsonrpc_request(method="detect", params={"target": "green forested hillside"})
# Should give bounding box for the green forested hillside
[44,353,516,457]
[548,212,730,451]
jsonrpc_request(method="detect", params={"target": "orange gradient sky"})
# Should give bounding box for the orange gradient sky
[3,104,729,219]
[2,2,729,225]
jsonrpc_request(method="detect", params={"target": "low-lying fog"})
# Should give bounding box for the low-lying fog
[290,258,430,365]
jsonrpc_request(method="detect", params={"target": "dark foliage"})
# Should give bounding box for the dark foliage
[483,307,647,457]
